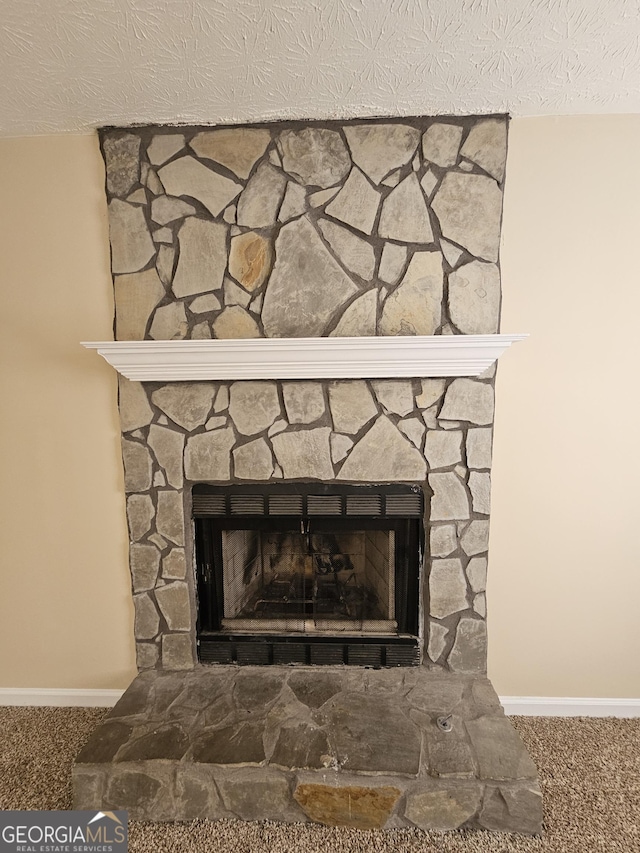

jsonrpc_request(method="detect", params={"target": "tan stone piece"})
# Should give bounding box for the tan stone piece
[379,251,443,336]
[449,260,501,334]
[212,306,261,339]
[262,217,358,337]
[378,242,407,285]
[156,491,185,546]
[330,433,353,463]
[439,379,494,425]
[155,244,175,285]
[429,472,469,521]
[236,162,287,229]
[108,199,155,274]
[149,302,188,340]
[191,321,211,339]
[378,173,434,244]
[325,167,380,235]
[469,471,491,514]
[397,417,425,449]
[118,377,153,432]
[293,783,401,829]
[467,557,488,593]
[134,593,160,640]
[229,232,273,292]
[337,416,427,481]
[282,382,326,424]
[271,428,334,480]
[460,520,490,556]
[223,278,251,308]
[405,785,481,831]
[329,290,377,337]
[421,123,464,168]
[233,438,274,479]
[150,194,195,225]
[163,549,187,580]
[184,429,236,480]
[466,427,493,469]
[151,383,215,431]
[371,379,414,416]
[127,495,155,542]
[129,542,160,592]
[460,118,508,182]
[190,293,221,314]
[318,219,375,280]
[344,123,420,184]
[416,378,446,410]
[278,181,307,222]
[147,133,185,167]
[172,218,227,298]
[432,172,502,263]
[229,381,280,436]
[189,128,270,179]
[148,425,184,489]
[155,582,191,631]
[448,618,487,673]
[103,133,141,196]
[424,430,463,469]
[122,439,153,492]
[429,559,468,618]
[158,156,243,218]
[161,633,195,670]
[428,622,448,663]
[430,524,458,558]
[278,128,351,188]
[328,380,377,435]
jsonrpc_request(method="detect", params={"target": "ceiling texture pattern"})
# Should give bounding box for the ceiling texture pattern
[1,0,639,137]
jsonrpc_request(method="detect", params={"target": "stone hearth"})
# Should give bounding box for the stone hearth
[73,114,541,834]
[74,667,541,833]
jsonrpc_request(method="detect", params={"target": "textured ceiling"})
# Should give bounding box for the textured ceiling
[1,0,639,138]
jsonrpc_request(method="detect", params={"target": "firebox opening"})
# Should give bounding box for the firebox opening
[193,483,423,666]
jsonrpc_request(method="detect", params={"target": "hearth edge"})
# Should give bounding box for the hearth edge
[73,666,542,834]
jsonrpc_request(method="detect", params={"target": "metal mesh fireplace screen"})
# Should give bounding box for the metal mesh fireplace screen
[193,484,423,666]
[220,527,395,633]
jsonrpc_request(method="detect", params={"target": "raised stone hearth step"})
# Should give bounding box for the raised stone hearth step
[73,666,541,834]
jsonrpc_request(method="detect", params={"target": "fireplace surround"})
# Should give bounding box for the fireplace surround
[73,114,542,833]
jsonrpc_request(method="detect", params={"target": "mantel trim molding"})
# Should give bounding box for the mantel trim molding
[82,335,528,382]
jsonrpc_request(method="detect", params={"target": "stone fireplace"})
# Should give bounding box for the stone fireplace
[73,115,542,834]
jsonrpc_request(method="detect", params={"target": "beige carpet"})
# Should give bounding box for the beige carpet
[0,706,638,852]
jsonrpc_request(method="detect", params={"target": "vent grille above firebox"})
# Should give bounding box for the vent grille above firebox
[192,484,423,519]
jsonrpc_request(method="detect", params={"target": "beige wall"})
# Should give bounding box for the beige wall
[0,136,136,688]
[490,115,640,698]
[0,117,638,697]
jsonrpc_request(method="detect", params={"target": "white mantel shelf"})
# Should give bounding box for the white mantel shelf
[82,335,527,382]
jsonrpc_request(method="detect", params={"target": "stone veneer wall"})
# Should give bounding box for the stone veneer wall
[100,116,508,673]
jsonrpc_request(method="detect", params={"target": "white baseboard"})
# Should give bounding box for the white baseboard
[0,688,125,707]
[1,688,639,717]
[500,696,640,717]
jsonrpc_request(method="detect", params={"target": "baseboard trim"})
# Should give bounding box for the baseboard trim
[500,696,640,717]
[1,688,639,716]
[0,688,125,707]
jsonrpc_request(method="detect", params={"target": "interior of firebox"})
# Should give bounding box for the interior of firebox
[220,526,395,632]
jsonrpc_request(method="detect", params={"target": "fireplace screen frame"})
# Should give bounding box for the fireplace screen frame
[193,483,424,667]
